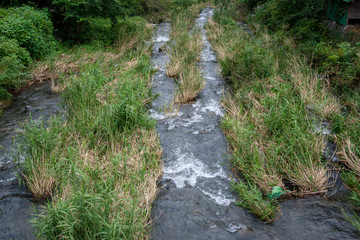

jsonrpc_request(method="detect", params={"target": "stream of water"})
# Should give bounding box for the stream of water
[149,8,359,240]
[0,82,61,239]
[0,8,359,240]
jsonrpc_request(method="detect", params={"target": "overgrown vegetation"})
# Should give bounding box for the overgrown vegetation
[18,18,164,239]
[207,8,343,222]
[166,4,206,103]
[210,0,360,228]
[0,0,189,104]
[0,6,57,101]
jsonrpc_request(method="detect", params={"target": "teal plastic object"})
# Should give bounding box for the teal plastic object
[268,186,285,200]
[327,0,350,26]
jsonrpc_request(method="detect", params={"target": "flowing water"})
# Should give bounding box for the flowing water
[0,8,358,240]
[0,82,61,239]
[150,8,359,240]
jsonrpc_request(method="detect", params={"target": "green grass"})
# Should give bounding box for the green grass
[232,181,278,222]
[166,5,206,103]
[207,11,339,221]
[209,6,360,227]
[18,18,163,239]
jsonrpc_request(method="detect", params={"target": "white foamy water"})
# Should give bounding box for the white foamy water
[0,175,17,183]
[200,188,235,206]
[149,109,167,120]
[227,223,247,233]
[163,147,229,188]
[200,99,224,117]
[149,109,182,121]
[166,111,203,130]
[155,35,170,43]
[150,11,235,207]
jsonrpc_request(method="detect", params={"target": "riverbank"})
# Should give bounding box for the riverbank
[17,17,164,239]
[207,2,360,231]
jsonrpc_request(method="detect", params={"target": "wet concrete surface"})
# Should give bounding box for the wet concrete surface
[150,8,359,240]
[0,82,61,239]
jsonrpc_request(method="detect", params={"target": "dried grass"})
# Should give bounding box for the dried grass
[252,172,284,194]
[288,163,331,193]
[290,60,341,118]
[339,138,360,176]
[222,96,246,122]
[23,156,56,199]
[32,51,134,93]
[166,55,184,78]
[109,129,163,212]
[175,65,205,103]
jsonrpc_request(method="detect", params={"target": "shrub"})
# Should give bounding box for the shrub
[0,6,56,100]
[141,0,173,23]
[254,0,325,29]
[314,41,360,87]
[0,36,32,100]
[0,6,56,59]
[250,0,326,43]
[48,0,144,43]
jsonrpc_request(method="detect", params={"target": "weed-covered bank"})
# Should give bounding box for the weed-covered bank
[207,11,343,222]
[208,1,360,230]
[18,17,163,239]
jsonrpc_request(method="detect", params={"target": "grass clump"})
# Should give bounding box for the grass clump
[18,20,163,239]
[166,6,206,103]
[233,181,278,222]
[207,11,338,221]
[336,90,360,231]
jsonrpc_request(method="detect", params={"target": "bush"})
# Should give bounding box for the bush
[0,6,56,101]
[141,0,173,23]
[250,0,326,43]
[0,6,56,59]
[314,41,360,87]
[48,0,144,43]
[254,0,325,29]
[0,36,32,100]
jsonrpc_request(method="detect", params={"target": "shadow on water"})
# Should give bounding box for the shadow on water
[0,82,61,240]
[149,8,359,240]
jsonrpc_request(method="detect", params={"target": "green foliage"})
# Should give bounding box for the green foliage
[232,181,278,222]
[0,36,31,99]
[140,0,174,23]
[34,189,144,239]
[2,0,177,42]
[49,0,143,43]
[62,59,153,142]
[342,172,360,208]
[342,173,360,232]
[0,6,56,59]
[174,0,196,7]
[254,0,325,30]
[167,7,205,103]
[209,9,334,221]
[20,30,161,237]
[314,41,360,87]
[242,0,263,10]
[343,210,360,233]
[0,6,57,101]
[117,16,152,48]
